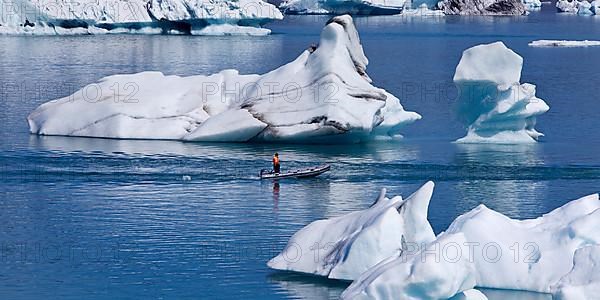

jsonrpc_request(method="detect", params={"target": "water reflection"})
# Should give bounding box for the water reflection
[452,143,548,219]
[268,272,348,300]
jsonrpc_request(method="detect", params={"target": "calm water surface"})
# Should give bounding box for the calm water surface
[1,7,599,299]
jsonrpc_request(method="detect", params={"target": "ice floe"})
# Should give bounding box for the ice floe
[0,0,282,35]
[267,182,436,280]
[27,15,421,143]
[278,0,406,15]
[529,40,600,47]
[453,42,549,143]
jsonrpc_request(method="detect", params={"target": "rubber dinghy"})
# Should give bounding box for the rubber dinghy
[259,165,330,180]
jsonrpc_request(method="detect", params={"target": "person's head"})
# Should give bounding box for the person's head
[274,152,279,157]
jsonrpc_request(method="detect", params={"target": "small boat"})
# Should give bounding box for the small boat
[259,165,331,180]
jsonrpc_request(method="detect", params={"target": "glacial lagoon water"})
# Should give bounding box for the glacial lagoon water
[1,7,600,299]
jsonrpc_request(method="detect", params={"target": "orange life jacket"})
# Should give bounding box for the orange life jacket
[273,156,280,166]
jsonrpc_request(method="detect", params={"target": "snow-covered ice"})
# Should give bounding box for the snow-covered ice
[341,232,478,299]
[0,0,282,35]
[278,0,406,15]
[529,40,600,47]
[341,186,600,299]
[552,246,600,300]
[28,15,421,143]
[453,42,549,144]
[267,182,436,281]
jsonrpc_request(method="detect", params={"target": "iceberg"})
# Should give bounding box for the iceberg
[341,187,600,299]
[439,0,526,15]
[453,42,549,143]
[27,15,421,143]
[402,4,446,16]
[522,0,542,10]
[278,0,406,15]
[529,40,600,47]
[0,0,282,35]
[267,182,436,281]
[555,0,595,14]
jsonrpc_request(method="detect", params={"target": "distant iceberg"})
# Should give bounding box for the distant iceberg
[453,42,549,144]
[278,0,406,15]
[0,0,282,35]
[340,185,600,299]
[529,40,600,47]
[555,0,597,14]
[268,182,436,281]
[522,0,542,10]
[28,15,421,143]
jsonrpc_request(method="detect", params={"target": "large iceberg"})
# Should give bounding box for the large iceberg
[0,0,282,35]
[27,15,421,143]
[268,182,436,280]
[453,42,549,143]
[341,188,600,299]
[278,0,406,15]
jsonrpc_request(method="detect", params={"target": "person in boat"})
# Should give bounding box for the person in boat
[273,153,280,174]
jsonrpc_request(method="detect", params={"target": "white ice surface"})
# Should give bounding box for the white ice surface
[341,189,600,299]
[552,246,600,300]
[555,0,595,14]
[267,182,436,281]
[341,232,478,299]
[279,0,406,14]
[529,40,600,47]
[0,0,282,35]
[453,42,549,144]
[28,15,421,143]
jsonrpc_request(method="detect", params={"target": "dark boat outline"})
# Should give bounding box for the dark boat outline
[259,165,331,180]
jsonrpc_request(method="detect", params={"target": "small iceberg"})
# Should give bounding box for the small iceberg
[453,42,549,144]
[27,15,421,143]
[0,0,282,35]
[556,0,597,14]
[529,40,600,47]
[268,182,436,281]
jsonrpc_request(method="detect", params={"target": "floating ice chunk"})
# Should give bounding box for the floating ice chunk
[279,0,406,15]
[529,40,600,47]
[555,0,590,13]
[190,24,272,36]
[453,42,549,144]
[577,0,594,14]
[0,0,282,35]
[552,246,600,300]
[340,187,600,298]
[402,4,446,16]
[522,0,542,10]
[28,15,421,143]
[341,232,478,299]
[267,182,436,281]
